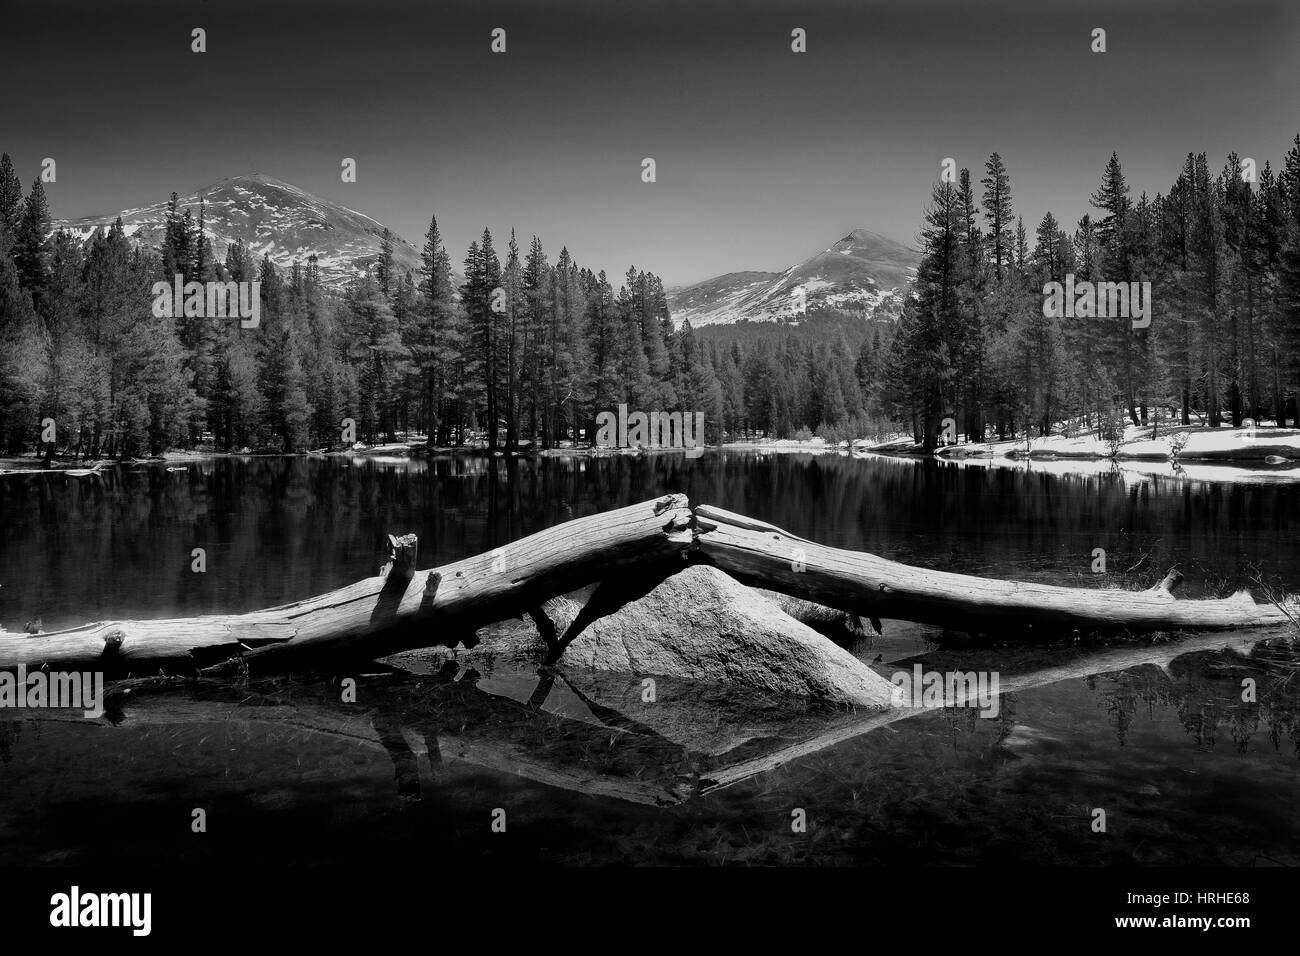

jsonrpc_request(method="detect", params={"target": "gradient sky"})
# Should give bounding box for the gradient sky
[2,0,1298,286]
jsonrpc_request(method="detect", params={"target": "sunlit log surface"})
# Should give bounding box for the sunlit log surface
[0,494,694,671]
[692,504,1295,635]
[1,494,1292,672]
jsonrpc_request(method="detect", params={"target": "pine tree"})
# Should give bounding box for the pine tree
[615,268,652,408]
[884,180,963,450]
[12,178,50,307]
[0,153,23,243]
[501,230,524,448]
[343,269,409,444]
[1090,152,1133,262]
[413,214,459,443]
[376,227,394,298]
[581,268,620,442]
[0,215,40,452]
[542,247,590,445]
[981,152,1014,280]
[459,231,502,447]
[1276,135,1300,425]
[520,235,550,442]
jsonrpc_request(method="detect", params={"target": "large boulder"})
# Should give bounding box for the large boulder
[559,564,895,708]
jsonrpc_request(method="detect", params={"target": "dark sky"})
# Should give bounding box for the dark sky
[3,0,1297,286]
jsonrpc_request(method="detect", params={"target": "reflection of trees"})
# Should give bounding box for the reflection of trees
[991,692,1018,750]
[7,450,1300,635]
[0,721,18,764]
[1091,649,1300,755]
[1094,668,1178,748]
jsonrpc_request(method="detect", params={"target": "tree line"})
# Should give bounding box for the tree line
[0,156,740,457]
[3,137,1299,459]
[877,140,1300,451]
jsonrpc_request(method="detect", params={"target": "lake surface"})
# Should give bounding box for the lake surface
[2,451,1300,866]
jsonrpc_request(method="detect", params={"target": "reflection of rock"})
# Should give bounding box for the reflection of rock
[557,669,834,756]
[560,565,896,708]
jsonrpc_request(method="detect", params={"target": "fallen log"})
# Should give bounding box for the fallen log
[691,504,1296,635]
[0,494,694,672]
[1,493,1293,673]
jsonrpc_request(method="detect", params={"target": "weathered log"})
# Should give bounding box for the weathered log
[691,504,1295,635]
[0,494,694,672]
[2,494,1293,673]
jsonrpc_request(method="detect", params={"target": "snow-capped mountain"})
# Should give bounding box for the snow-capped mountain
[667,229,920,326]
[54,173,423,287]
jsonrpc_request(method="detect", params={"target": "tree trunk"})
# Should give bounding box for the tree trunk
[691,505,1293,635]
[0,495,694,672]
[4,497,1293,674]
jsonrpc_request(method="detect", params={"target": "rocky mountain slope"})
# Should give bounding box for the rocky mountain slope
[54,173,423,286]
[667,229,919,326]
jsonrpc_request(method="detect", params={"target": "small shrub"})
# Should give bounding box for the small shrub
[1168,430,1190,460]
[1098,407,1127,458]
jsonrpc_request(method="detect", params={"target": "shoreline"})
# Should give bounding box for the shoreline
[5,425,1300,480]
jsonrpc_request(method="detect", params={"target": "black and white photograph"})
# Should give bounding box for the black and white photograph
[1,0,1297,938]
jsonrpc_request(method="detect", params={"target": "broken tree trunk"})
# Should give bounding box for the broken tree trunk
[0,494,694,672]
[691,504,1295,634]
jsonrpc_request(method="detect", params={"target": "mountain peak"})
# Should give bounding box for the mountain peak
[54,174,420,285]
[206,172,299,191]
[834,228,917,255]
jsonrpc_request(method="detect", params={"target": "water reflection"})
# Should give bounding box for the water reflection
[3,453,1300,864]
[3,626,1298,864]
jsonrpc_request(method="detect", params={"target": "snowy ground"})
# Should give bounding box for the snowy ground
[969,422,1300,462]
[721,423,1300,484]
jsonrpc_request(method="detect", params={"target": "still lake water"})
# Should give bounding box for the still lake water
[2,451,1299,865]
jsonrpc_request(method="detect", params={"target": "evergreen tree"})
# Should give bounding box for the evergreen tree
[376,227,394,298]
[0,153,23,242]
[981,152,1013,280]
[12,178,50,307]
